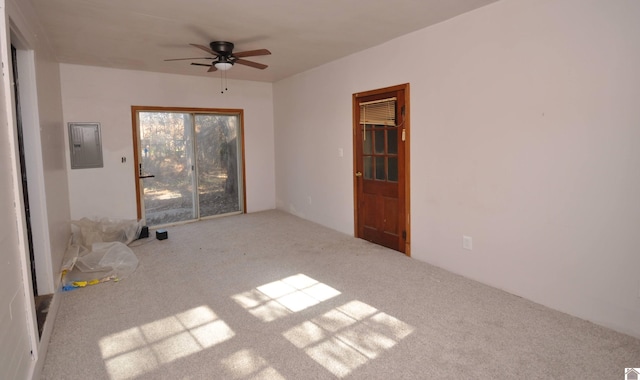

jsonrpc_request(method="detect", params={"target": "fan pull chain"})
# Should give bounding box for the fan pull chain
[220,67,229,94]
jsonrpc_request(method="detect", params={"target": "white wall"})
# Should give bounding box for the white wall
[274,0,640,338]
[60,64,276,220]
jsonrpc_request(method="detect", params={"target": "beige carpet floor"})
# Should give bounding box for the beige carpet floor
[41,210,640,379]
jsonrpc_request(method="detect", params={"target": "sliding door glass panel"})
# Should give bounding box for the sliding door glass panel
[139,112,196,226]
[195,114,241,217]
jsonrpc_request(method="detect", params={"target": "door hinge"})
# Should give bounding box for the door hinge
[402,129,406,142]
[402,230,407,241]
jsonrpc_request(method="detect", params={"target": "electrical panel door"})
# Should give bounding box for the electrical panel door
[68,122,103,169]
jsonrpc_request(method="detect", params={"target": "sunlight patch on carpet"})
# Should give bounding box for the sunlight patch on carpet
[231,274,341,322]
[220,349,286,379]
[282,300,414,378]
[99,305,234,380]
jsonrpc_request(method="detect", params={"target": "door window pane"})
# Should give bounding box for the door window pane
[363,128,372,154]
[374,129,385,154]
[375,156,386,180]
[388,157,398,182]
[364,156,373,179]
[387,129,398,155]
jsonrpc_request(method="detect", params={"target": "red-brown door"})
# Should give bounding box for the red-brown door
[353,84,410,254]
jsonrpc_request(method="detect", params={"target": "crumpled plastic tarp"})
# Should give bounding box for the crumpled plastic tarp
[70,217,142,247]
[61,218,143,291]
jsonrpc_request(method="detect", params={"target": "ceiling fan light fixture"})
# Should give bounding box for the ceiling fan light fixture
[215,61,233,71]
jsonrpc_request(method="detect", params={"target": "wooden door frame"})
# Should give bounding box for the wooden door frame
[352,83,411,256]
[131,106,247,221]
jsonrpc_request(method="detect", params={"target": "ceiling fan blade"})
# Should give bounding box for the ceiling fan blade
[165,57,214,62]
[191,62,218,72]
[233,49,271,58]
[235,59,268,70]
[189,43,219,56]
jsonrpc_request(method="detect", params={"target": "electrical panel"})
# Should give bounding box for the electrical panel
[68,122,103,169]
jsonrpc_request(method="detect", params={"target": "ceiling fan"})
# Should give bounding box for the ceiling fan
[165,41,271,72]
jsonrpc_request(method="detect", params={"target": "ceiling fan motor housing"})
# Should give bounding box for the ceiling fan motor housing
[210,41,234,56]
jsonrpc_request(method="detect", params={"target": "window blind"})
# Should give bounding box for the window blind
[359,97,397,126]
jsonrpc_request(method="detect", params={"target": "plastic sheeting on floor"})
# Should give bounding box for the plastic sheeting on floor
[61,218,143,291]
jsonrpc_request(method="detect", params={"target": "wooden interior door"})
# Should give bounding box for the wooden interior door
[353,84,410,254]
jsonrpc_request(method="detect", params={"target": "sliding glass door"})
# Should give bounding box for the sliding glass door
[195,114,241,218]
[134,108,244,227]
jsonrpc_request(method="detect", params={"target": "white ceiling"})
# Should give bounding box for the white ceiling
[30,0,499,83]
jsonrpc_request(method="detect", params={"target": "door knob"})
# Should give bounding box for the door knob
[355,171,362,177]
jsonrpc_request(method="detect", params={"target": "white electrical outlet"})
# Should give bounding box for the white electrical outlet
[338,148,344,157]
[463,235,473,250]
[307,196,312,205]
